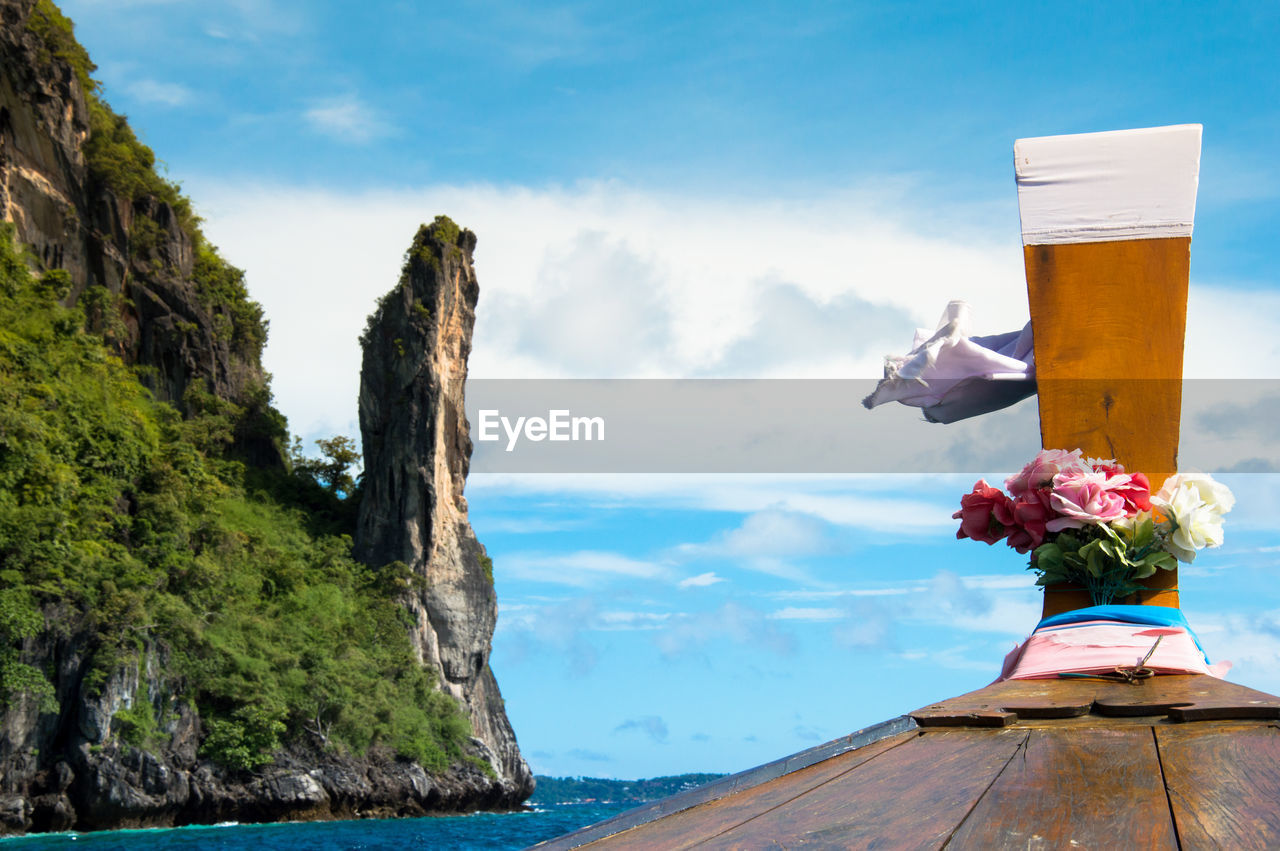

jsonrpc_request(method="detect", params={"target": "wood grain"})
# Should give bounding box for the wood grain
[914,674,1280,726]
[1024,237,1190,617]
[912,678,1099,726]
[690,729,1028,849]
[580,732,916,849]
[945,727,1177,849]
[1157,723,1280,848]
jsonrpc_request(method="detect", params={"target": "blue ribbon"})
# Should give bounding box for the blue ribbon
[1035,605,1210,664]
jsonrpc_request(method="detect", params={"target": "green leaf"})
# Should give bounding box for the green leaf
[1081,541,1106,578]
[1134,516,1155,549]
[1033,542,1064,573]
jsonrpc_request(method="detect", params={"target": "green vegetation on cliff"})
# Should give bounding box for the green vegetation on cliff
[0,224,472,771]
[25,0,94,93]
[2,0,482,778]
[28,0,266,418]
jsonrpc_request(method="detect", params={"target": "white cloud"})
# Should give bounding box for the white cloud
[185,180,1033,443]
[678,571,725,588]
[181,178,1280,471]
[703,510,834,559]
[776,570,1041,649]
[939,594,1042,637]
[125,78,193,106]
[495,595,600,674]
[597,611,671,630]
[916,643,1011,673]
[1184,609,1280,694]
[303,95,394,144]
[712,281,915,376]
[768,606,843,621]
[654,601,795,659]
[500,550,672,586]
[834,607,892,648]
[1184,286,1280,380]
[673,509,839,582]
[492,230,677,375]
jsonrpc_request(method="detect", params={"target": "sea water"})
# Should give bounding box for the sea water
[0,803,630,850]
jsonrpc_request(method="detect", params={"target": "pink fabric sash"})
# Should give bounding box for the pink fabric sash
[999,619,1232,681]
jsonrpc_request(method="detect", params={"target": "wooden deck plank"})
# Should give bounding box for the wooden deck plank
[912,678,1099,726]
[579,731,916,849]
[688,729,1028,849]
[914,674,1280,726]
[945,727,1177,849]
[537,717,919,850]
[1096,675,1280,720]
[1157,723,1280,848]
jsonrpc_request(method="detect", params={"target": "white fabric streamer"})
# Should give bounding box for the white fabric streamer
[862,301,1035,424]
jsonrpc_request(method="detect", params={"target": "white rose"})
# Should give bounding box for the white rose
[1154,473,1235,516]
[1156,482,1228,563]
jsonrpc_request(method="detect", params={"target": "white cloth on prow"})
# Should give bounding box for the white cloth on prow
[1014,124,1201,246]
[862,300,1035,424]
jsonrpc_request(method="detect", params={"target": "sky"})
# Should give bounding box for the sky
[57,0,1280,779]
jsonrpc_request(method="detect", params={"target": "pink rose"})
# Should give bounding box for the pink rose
[1006,449,1089,498]
[953,480,1014,545]
[1047,470,1128,531]
[1007,489,1054,552]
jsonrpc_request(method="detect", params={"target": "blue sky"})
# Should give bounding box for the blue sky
[59,0,1280,778]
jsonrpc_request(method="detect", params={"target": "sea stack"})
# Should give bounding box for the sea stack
[355,217,534,804]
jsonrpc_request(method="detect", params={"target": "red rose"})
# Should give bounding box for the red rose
[1111,471,1153,513]
[1091,461,1152,513]
[953,480,1014,545]
[1007,489,1054,553]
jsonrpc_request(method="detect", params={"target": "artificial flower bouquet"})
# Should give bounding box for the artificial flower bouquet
[954,449,1235,605]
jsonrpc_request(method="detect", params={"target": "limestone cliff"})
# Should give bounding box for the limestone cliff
[356,218,534,803]
[0,0,531,835]
[0,0,279,463]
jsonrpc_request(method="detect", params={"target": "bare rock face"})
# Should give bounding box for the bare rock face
[355,218,534,804]
[0,0,270,429]
[0,632,519,834]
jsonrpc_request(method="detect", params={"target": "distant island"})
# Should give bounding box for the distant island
[530,774,728,806]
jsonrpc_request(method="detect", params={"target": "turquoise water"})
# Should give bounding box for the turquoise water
[0,804,630,850]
